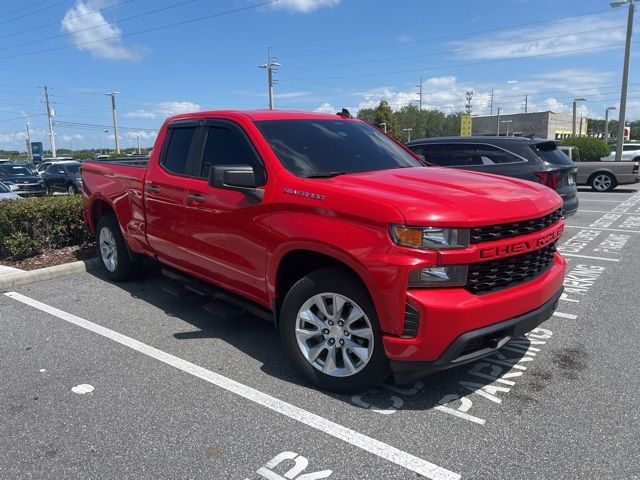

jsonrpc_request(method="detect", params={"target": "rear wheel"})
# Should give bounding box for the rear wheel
[96,214,141,281]
[590,172,616,192]
[279,267,389,393]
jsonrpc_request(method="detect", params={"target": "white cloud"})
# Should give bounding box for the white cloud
[451,12,627,60]
[314,102,336,113]
[61,0,146,61]
[270,0,340,13]
[125,101,201,119]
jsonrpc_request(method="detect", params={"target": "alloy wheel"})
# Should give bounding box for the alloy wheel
[295,292,374,377]
[99,226,118,272]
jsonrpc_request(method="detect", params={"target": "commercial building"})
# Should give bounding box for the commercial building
[472,111,588,139]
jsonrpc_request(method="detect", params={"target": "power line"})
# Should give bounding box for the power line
[0,0,135,41]
[0,0,196,52]
[0,0,70,27]
[279,40,640,82]
[0,0,279,61]
[277,9,615,59]
[0,0,56,19]
[287,25,625,70]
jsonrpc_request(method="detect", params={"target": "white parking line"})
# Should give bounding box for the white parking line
[577,210,640,215]
[564,226,640,234]
[3,292,460,480]
[553,312,578,320]
[577,199,631,203]
[561,254,620,262]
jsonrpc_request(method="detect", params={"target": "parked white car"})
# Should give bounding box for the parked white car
[0,181,22,200]
[603,143,640,161]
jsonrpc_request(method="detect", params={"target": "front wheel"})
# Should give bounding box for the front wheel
[279,267,389,393]
[590,172,616,192]
[96,214,141,281]
[67,183,78,195]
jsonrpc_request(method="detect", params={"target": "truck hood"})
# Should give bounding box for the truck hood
[322,167,562,227]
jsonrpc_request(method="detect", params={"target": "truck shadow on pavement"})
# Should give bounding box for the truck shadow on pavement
[88,265,531,414]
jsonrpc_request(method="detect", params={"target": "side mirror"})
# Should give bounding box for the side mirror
[209,164,264,200]
[9,184,19,192]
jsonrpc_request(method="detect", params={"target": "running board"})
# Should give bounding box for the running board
[160,268,272,322]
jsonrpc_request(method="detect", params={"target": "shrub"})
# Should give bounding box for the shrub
[0,195,92,260]
[562,137,611,161]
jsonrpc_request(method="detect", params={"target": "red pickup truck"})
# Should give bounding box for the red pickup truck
[82,110,566,393]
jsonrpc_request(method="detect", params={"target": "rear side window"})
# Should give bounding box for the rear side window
[623,145,640,151]
[531,142,573,166]
[200,126,262,182]
[162,126,197,175]
[414,143,523,167]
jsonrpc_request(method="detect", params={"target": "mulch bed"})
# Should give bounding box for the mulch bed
[0,245,96,271]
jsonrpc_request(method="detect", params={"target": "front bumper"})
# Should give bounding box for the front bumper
[382,253,566,374]
[16,188,46,197]
[389,287,562,383]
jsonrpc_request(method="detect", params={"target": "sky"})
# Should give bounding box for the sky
[0,0,638,151]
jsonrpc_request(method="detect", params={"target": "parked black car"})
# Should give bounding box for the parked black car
[42,161,83,195]
[0,163,46,196]
[406,136,578,216]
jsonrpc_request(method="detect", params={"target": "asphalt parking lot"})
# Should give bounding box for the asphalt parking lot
[2,185,639,480]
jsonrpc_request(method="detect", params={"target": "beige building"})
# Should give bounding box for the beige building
[472,111,588,139]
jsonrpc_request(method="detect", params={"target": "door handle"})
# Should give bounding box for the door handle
[187,194,205,203]
[146,186,161,193]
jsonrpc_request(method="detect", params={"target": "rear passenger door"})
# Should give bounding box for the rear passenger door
[144,121,200,270]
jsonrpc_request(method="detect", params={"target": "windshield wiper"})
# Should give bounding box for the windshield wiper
[304,171,347,178]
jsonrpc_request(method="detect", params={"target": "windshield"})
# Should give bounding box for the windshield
[0,165,33,176]
[66,164,81,174]
[255,119,422,177]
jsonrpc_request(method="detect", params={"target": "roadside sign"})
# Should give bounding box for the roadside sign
[460,114,472,137]
[623,126,630,140]
[31,142,43,162]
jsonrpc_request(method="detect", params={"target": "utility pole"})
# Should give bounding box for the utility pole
[496,107,502,136]
[106,92,120,154]
[465,90,473,115]
[136,135,141,154]
[416,76,423,111]
[524,94,528,113]
[25,122,33,161]
[44,85,56,158]
[490,89,494,115]
[612,0,635,161]
[259,48,280,110]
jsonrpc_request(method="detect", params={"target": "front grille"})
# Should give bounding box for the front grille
[470,208,563,244]
[467,243,557,294]
[18,184,42,191]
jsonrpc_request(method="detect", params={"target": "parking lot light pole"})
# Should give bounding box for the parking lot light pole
[105,92,120,154]
[604,106,617,143]
[572,97,587,137]
[611,0,635,161]
[379,122,387,133]
[501,120,513,137]
[496,107,502,136]
[402,128,412,142]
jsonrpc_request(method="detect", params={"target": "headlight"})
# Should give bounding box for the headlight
[390,225,470,249]
[409,264,468,287]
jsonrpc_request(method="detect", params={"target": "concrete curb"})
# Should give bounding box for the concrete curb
[0,258,101,291]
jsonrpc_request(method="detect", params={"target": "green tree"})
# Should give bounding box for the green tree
[358,100,400,139]
[562,137,611,161]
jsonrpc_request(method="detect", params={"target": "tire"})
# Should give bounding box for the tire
[590,172,616,192]
[279,267,389,393]
[67,183,78,195]
[45,185,52,195]
[96,214,141,281]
